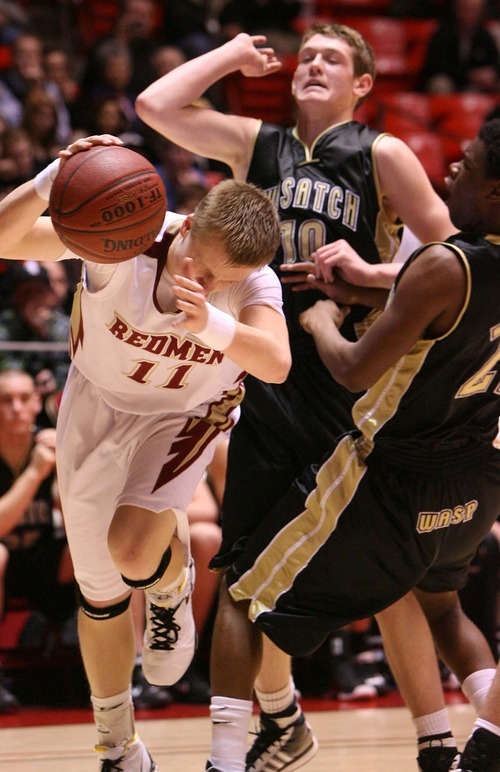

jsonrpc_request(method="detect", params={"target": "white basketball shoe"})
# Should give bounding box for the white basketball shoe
[142,559,196,686]
[94,734,157,771]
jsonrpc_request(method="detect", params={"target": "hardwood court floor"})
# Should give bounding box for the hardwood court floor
[0,702,475,771]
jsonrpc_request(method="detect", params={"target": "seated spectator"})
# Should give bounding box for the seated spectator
[0,32,72,144]
[152,138,210,211]
[420,0,499,93]
[33,367,62,429]
[161,0,217,60]
[79,0,162,107]
[0,79,22,128]
[0,368,76,713]
[42,260,75,316]
[21,88,64,169]
[0,263,71,386]
[42,47,79,139]
[0,127,36,195]
[85,96,147,155]
[76,41,142,137]
[0,32,43,102]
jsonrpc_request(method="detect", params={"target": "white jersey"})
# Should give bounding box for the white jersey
[65,212,284,416]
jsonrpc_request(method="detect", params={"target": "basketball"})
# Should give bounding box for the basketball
[49,145,167,263]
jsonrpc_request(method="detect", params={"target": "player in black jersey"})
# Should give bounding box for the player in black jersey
[227,119,500,769]
[136,25,495,772]
[252,118,499,772]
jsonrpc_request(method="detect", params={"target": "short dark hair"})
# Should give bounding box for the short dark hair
[479,118,500,179]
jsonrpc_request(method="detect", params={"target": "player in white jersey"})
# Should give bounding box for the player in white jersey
[0,134,291,772]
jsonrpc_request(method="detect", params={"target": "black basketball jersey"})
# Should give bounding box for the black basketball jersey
[355,233,500,465]
[247,120,400,353]
[0,448,55,551]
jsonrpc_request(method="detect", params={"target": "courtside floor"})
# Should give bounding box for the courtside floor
[0,700,475,771]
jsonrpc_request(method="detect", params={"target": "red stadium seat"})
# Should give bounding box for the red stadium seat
[396,129,448,192]
[402,19,439,83]
[222,56,297,126]
[312,0,392,17]
[430,93,499,163]
[378,92,433,135]
[339,17,417,94]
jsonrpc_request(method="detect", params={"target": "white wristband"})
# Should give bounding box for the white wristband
[196,303,237,351]
[34,158,61,201]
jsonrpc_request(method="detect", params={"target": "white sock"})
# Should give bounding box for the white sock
[414,709,456,750]
[91,688,135,748]
[209,695,253,772]
[462,669,497,713]
[475,718,500,738]
[255,676,297,716]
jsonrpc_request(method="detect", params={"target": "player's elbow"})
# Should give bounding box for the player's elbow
[265,350,292,383]
[135,94,160,127]
[338,372,368,392]
[268,351,292,383]
[329,362,371,393]
[276,357,292,383]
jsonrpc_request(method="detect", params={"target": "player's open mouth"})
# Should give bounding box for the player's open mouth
[304,81,325,90]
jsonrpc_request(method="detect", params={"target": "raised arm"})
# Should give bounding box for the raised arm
[135,33,281,180]
[376,135,457,245]
[0,134,124,263]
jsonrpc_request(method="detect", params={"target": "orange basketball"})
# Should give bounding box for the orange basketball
[49,145,167,263]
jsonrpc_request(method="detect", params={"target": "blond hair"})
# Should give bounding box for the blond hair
[190,179,280,268]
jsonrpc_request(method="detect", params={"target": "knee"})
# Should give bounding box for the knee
[108,504,170,579]
[108,527,147,577]
[216,575,248,618]
[420,592,462,630]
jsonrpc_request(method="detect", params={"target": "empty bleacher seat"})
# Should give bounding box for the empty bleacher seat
[394,129,448,192]
[378,91,433,134]
[429,93,499,162]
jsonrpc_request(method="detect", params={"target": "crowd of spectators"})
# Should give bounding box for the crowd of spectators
[0,0,497,715]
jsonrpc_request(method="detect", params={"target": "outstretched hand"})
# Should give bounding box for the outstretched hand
[172,257,209,333]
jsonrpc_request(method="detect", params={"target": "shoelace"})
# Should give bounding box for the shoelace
[149,601,181,650]
[247,717,289,763]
